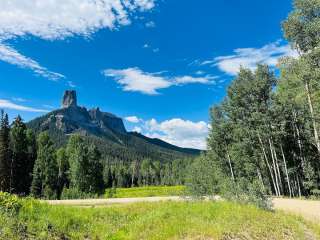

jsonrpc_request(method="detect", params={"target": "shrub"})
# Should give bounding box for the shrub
[60,187,99,200]
[185,155,223,197]
[0,192,22,214]
[220,178,272,210]
[310,189,320,200]
[186,155,271,210]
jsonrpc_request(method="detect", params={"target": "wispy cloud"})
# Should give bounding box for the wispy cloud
[201,41,298,76]
[0,0,156,79]
[145,21,156,28]
[142,43,160,53]
[125,116,141,123]
[42,104,56,109]
[12,97,27,102]
[67,81,77,88]
[0,99,49,113]
[0,44,65,80]
[102,67,217,95]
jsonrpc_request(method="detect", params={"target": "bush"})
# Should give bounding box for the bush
[186,155,222,197]
[0,192,22,214]
[105,187,117,198]
[60,187,99,200]
[220,178,272,210]
[186,155,271,210]
[310,189,320,200]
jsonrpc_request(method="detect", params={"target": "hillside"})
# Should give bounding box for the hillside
[27,90,200,163]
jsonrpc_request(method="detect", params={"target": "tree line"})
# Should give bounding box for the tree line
[0,112,190,199]
[189,0,320,199]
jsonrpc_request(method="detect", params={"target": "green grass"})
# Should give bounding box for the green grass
[0,198,319,240]
[105,186,186,198]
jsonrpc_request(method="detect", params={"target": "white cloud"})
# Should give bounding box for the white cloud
[102,67,217,95]
[67,81,77,88]
[125,116,141,123]
[145,21,156,28]
[144,118,209,149]
[0,99,49,112]
[0,0,156,41]
[175,75,217,84]
[132,126,142,133]
[0,43,65,80]
[103,68,171,95]
[203,41,298,76]
[142,43,159,53]
[195,70,205,75]
[0,0,156,79]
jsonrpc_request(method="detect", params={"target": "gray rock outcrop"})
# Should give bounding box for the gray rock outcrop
[62,90,77,108]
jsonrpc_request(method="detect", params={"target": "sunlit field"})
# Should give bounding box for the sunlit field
[105,186,186,198]
[1,196,319,240]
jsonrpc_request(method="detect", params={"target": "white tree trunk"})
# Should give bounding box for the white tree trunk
[257,133,278,196]
[305,81,320,155]
[226,150,235,181]
[269,138,281,196]
[280,144,292,197]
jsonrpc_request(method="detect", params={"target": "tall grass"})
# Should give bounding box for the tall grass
[105,186,186,198]
[0,196,319,239]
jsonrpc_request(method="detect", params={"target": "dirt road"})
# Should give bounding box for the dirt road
[46,196,320,223]
[272,198,320,222]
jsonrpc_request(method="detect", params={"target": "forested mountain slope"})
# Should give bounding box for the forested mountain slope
[27,90,200,163]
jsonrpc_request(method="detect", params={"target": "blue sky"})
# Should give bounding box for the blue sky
[0,0,296,149]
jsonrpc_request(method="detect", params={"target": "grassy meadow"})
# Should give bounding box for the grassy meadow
[105,186,185,198]
[0,196,320,240]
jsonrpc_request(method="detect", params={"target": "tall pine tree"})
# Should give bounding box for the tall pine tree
[10,115,29,194]
[31,132,58,199]
[0,111,10,192]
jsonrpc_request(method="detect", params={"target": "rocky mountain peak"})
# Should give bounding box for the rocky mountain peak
[62,90,77,108]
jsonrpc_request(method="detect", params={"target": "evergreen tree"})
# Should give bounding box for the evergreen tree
[56,147,69,197]
[30,132,58,199]
[0,111,10,192]
[67,135,104,194]
[25,129,36,193]
[10,116,29,194]
[87,144,104,194]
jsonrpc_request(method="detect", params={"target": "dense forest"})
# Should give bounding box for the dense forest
[0,112,191,199]
[188,0,320,200]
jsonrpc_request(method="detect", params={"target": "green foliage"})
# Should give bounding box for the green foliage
[220,179,272,210]
[56,147,69,198]
[283,0,320,53]
[310,189,320,199]
[0,111,10,192]
[0,198,318,239]
[0,192,21,214]
[106,185,185,198]
[30,132,58,199]
[60,187,99,200]
[10,116,30,194]
[67,135,104,194]
[186,155,223,197]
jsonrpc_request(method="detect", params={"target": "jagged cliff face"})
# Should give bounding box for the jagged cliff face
[34,90,126,138]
